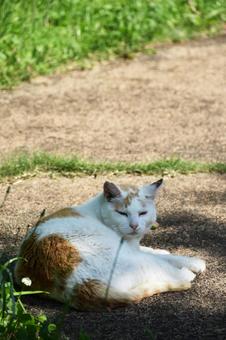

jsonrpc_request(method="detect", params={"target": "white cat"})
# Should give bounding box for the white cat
[15,179,206,310]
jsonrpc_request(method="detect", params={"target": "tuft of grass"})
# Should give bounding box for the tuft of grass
[0,0,225,88]
[0,153,225,181]
[0,257,91,339]
[0,258,58,339]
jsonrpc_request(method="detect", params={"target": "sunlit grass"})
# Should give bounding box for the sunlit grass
[0,0,225,88]
[0,153,225,180]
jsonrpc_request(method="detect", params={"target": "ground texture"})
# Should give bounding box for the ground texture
[0,35,226,340]
[0,35,226,163]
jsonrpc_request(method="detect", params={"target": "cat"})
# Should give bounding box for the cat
[14,179,206,310]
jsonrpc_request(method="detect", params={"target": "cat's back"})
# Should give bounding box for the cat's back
[33,206,113,241]
[14,205,120,292]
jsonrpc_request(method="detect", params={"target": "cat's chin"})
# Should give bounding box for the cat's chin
[123,231,143,241]
[128,231,138,235]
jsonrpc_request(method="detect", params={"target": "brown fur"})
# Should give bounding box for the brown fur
[114,201,124,211]
[37,207,81,226]
[123,190,138,207]
[134,282,191,302]
[72,280,131,310]
[72,279,173,310]
[15,233,81,292]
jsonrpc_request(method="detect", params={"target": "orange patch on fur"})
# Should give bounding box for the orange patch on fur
[72,280,130,311]
[37,207,81,226]
[15,233,81,293]
[134,282,191,302]
[114,201,124,211]
[123,190,138,207]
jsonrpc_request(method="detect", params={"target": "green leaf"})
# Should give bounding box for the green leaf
[1,279,7,318]
[14,290,49,296]
[17,313,33,323]
[38,314,47,323]
[48,323,57,333]
[79,330,90,340]
[2,257,22,269]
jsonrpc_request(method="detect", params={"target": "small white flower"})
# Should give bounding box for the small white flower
[21,277,32,286]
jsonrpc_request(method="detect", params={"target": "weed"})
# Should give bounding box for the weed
[0,258,57,339]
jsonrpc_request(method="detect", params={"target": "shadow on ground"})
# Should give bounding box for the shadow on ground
[21,295,226,340]
[0,174,225,339]
[155,211,226,259]
[1,209,225,340]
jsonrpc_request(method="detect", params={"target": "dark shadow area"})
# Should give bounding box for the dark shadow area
[152,211,226,260]
[22,289,226,340]
[0,235,20,265]
[10,207,225,340]
[160,188,226,206]
[192,188,226,205]
[1,207,225,339]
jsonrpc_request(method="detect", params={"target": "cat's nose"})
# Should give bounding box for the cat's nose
[130,223,138,230]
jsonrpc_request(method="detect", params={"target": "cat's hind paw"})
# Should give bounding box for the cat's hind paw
[189,258,206,274]
[180,267,196,282]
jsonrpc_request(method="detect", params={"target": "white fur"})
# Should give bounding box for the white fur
[31,181,206,307]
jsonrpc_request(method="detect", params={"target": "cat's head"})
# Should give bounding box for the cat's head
[100,179,163,240]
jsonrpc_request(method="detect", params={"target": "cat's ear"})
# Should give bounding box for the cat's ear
[103,181,121,201]
[140,179,163,200]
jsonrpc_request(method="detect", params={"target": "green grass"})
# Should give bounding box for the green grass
[0,257,90,339]
[0,258,58,340]
[0,0,225,88]
[0,153,225,181]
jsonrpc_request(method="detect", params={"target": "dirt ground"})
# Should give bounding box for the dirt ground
[0,35,226,163]
[0,174,226,339]
[0,35,226,340]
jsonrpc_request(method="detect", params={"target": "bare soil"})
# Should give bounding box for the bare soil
[0,35,226,339]
[0,173,225,339]
[0,35,226,163]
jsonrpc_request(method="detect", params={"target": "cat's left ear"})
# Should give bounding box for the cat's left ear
[140,179,163,200]
[103,181,121,201]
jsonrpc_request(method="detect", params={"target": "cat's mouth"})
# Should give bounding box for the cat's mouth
[128,230,139,236]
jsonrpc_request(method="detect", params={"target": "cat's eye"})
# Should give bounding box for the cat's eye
[139,211,147,216]
[116,210,128,217]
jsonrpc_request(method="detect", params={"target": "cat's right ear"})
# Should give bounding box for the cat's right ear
[140,178,163,200]
[103,182,121,201]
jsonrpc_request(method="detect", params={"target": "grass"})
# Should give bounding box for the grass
[0,258,58,340]
[0,0,225,88]
[0,153,225,181]
[0,257,91,339]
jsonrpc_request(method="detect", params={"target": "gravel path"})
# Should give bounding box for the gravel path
[0,35,226,163]
[0,173,225,339]
[0,35,226,339]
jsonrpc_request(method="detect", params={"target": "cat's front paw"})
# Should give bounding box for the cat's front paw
[189,257,206,274]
